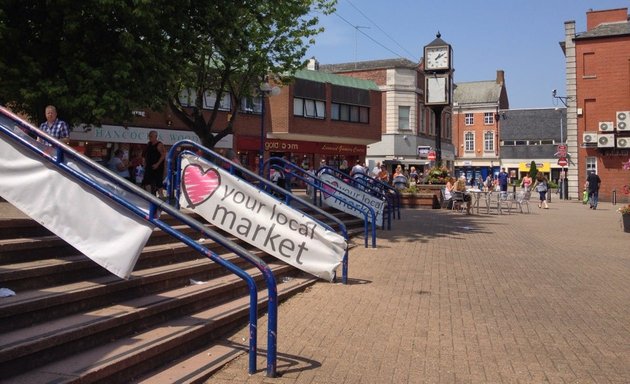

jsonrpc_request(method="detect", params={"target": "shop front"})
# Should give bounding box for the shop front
[517,161,552,179]
[237,136,367,173]
[454,160,499,186]
[69,124,233,164]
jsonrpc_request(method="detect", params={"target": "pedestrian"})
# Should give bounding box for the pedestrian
[532,173,549,209]
[586,171,601,209]
[108,149,131,181]
[497,167,509,192]
[350,159,366,178]
[521,173,533,191]
[129,149,145,185]
[484,174,493,191]
[370,162,381,178]
[39,105,70,144]
[141,130,166,198]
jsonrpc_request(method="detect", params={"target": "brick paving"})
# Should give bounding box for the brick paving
[209,198,630,384]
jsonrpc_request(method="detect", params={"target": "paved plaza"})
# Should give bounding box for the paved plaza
[2,197,629,383]
[210,198,630,384]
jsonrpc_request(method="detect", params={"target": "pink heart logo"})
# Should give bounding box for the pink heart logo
[322,181,338,199]
[182,164,221,208]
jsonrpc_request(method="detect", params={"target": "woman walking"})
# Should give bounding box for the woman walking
[532,173,549,209]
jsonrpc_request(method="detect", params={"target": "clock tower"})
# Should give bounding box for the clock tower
[423,32,453,163]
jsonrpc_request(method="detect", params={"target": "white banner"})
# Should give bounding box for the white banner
[179,155,346,281]
[0,122,154,279]
[319,173,384,227]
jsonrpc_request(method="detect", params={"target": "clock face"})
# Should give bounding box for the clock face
[425,46,449,70]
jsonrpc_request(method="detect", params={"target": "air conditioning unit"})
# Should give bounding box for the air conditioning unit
[582,132,598,145]
[617,111,630,131]
[598,121,614,132]
[597,133,615,148]
[617,137,630,148]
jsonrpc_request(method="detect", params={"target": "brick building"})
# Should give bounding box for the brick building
[562,7,630,202]
[70,69,383,173]
[452,70,509,182]
[319,58,456,175]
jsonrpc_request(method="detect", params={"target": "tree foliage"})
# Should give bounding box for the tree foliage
[0,0,188,126]
[529,160,538,179]
[169,0,336,148]
[0,0,335,144]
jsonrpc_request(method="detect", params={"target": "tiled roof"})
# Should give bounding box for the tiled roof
[499,108,567,159]
[453,81,502,105]
[576,21,630,39]
[499,108,566,141]
[318,58,418,73]
[294,69,380,91]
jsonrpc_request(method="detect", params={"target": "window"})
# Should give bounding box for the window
[464,131,474,152]
[294,97,325,119]
[585,156,597,175]
[240,96,262,113]
[178,89,197,107]
[484,112,494,125]
[204,92,231,111]
[398,106,410,130]
[484,131,494,152]
[465,113,474,125]
[331,102,369,123]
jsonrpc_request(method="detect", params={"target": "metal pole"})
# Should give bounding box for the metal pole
[259,95,265,176]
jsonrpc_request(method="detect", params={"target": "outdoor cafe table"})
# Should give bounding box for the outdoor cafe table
[466,188,491,214]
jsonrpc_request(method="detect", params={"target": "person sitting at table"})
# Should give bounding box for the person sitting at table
[454,175,472,215]
[443,176,455,208]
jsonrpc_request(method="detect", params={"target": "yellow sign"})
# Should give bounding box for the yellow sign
[519,162,551,172]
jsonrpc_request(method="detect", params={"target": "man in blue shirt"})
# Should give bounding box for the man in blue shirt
[498,167,509,192]
[39,105,69,144]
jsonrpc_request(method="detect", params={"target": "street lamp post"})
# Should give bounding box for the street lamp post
[258,82,280,176]
[553,90,571,200]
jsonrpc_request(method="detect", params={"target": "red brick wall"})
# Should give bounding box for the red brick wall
[576,30,630,202]
[586,8,628,31]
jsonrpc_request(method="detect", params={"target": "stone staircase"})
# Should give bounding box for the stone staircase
[0,201,365,383]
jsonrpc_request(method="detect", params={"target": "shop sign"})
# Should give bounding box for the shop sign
[70,125,233,148]
[320,144,366,155]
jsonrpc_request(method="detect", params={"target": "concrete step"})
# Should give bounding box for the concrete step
[3,273,315,384]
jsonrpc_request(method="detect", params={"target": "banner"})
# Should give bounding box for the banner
[0,126,154,279]
[179,155,346,281]
[319,173,384,227]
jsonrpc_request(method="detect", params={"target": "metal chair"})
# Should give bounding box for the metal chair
[487,191,513,214]
[514,190,531,213]
[440,187,452,209]
[451,191,466,212]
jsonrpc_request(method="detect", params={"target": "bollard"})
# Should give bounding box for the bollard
[612,189,617,205]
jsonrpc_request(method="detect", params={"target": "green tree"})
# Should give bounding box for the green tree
[529,161,538,179]
[0,0,188,126]
[167,0,336,148]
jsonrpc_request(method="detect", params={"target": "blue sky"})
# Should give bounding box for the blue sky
[305,0,630,109]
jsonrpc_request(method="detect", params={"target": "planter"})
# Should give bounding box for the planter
[400,193,440,209]
[623,214,630,233]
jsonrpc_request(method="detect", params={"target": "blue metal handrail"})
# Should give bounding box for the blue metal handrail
[0,109,276,377]
[317,166,393,230]
[353,173,402,220]
[263,158,377,249]
[164,140,352,284]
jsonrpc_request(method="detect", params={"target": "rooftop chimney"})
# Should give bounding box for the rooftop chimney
[496,70,505,85]
[307,57,319,71]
